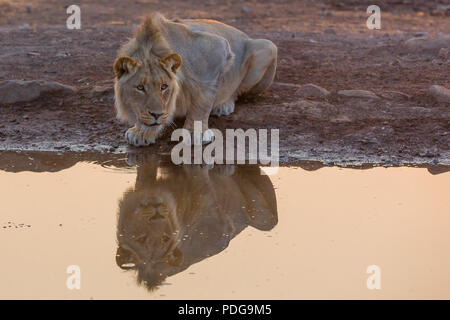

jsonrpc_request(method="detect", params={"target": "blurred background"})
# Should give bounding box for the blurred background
[1,0,449,33]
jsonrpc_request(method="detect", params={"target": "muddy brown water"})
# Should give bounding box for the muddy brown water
[0,151,449,299]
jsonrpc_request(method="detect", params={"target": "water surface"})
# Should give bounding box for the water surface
[0,152,449,299]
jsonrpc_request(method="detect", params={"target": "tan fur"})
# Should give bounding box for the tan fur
[114,12,277,146]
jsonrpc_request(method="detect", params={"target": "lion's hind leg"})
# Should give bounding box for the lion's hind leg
[238,39,277,97]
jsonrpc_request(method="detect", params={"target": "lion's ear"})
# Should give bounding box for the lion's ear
[114,56,137,79]
[161,53,182,73]
[167,247,184,267]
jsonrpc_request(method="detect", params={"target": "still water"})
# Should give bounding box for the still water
[0,152,449,299]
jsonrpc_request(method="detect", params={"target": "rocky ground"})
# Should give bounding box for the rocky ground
[0,0,449,166]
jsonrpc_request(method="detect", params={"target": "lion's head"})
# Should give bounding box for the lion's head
[113,13,183,143]
[116,186,183,289]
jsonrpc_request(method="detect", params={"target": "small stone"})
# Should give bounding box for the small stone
[242,5,250,13]
[296,84,330,98]
[337,90,380,99]
[56,52,70,58]
[429,85,450,103]
[431,58,446,66]
[324,28,336,35]
[404,36,450,53]
[414,31,428,37]
[431,5,450,17]
[320,9,333,17]
[92,85,113,95]
[270,82,301,90]
[330,115,351,123]
[378,91,412,101]
[438,48,449,60]
[404,37,427,50]
[0,80,77,104]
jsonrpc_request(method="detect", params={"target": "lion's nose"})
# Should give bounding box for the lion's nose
[149,112,162,120]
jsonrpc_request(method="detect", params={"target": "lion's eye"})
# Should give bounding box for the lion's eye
[137,85,145,91]
[161,84,168,91]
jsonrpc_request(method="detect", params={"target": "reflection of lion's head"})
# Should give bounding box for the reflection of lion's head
[116,159,278,291]
[113,13,182,141]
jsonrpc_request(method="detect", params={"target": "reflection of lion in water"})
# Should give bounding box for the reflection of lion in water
[114,12,277,146]
[116,159,278,290]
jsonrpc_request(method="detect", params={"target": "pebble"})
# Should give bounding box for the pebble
[0,80,77,104]
[404,36,450,53]
[92,85,113,96]
[414,31,428,37]
[296,84,330,98]
[270,82,301,90]
[337,90,380,99]
[378,91,412,101]
[438,48,449,60]
[429,85,450,103]
[431,5,450,16]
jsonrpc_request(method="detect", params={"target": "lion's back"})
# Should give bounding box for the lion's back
[174,18,250,55]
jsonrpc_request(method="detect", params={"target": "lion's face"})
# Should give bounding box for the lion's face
[113,54,182,130]
[116,189,183,289]
[116,189,182,270]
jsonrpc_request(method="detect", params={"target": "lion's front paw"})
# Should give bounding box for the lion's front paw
[191,128,215,145]
[125,126,156,147]
[183,120,215,146]
[212,100,235,117]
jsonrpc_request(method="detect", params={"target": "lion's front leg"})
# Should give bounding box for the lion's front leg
[183,112,214,145]
[125,124,158,147]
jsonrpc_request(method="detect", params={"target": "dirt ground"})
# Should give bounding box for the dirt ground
[0,0,449,166]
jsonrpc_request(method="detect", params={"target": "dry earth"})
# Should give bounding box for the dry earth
[0,0,449,166]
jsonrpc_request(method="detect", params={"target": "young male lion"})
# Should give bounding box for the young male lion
[114,12,277,146]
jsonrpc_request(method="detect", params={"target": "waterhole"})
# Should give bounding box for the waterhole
[0,151,449,299]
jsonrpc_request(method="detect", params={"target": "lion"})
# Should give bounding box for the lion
[115,156,278,291]
[113,12,277,146]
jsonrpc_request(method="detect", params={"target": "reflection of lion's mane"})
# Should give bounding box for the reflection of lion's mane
[116,163,277,291]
